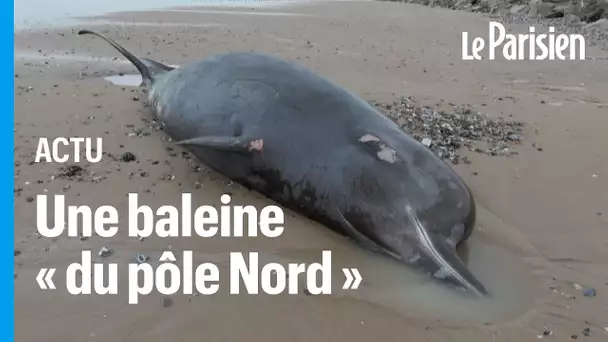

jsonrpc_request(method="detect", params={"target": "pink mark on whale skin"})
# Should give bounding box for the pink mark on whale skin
[249,139,264,152]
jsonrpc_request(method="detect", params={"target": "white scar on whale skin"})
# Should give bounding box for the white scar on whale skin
[358,134,398,163]
[377,146,397,163]
[359,134,380,143]
[405,204,483,297]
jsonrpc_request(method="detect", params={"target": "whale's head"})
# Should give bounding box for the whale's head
[338,126,488,298]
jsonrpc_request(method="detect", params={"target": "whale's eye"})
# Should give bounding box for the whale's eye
[233,121,244,137]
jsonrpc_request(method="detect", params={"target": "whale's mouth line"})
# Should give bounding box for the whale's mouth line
[338,205,487,297]
[405,204,488,298]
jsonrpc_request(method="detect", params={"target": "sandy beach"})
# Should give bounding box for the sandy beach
[14,0,608,341]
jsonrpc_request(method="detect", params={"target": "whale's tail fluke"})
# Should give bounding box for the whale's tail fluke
[78,29,173,88]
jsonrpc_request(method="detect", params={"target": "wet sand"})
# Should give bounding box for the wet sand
[14,1,608,341]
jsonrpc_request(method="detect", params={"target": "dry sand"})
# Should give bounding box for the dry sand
[14,1,608,341]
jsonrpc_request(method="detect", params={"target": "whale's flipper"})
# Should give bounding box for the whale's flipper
[78,29,173,88]
[175,136,264,155]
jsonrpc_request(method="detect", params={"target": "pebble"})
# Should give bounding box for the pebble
[582,328,591,337]
[135,253,149,264]
[500,13,608,50]
[58,165,85,179]
[582,287,596,297]
[161,297,173,308]
[120,152,136,162]
[98,246,113,258]
[542,330,552,336]
[373,97,524,164]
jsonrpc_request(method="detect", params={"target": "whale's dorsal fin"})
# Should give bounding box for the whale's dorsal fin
[175,136,264,155]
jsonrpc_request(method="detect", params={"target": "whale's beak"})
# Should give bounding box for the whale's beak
[421,236,489,297]
[405,205,489,298]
